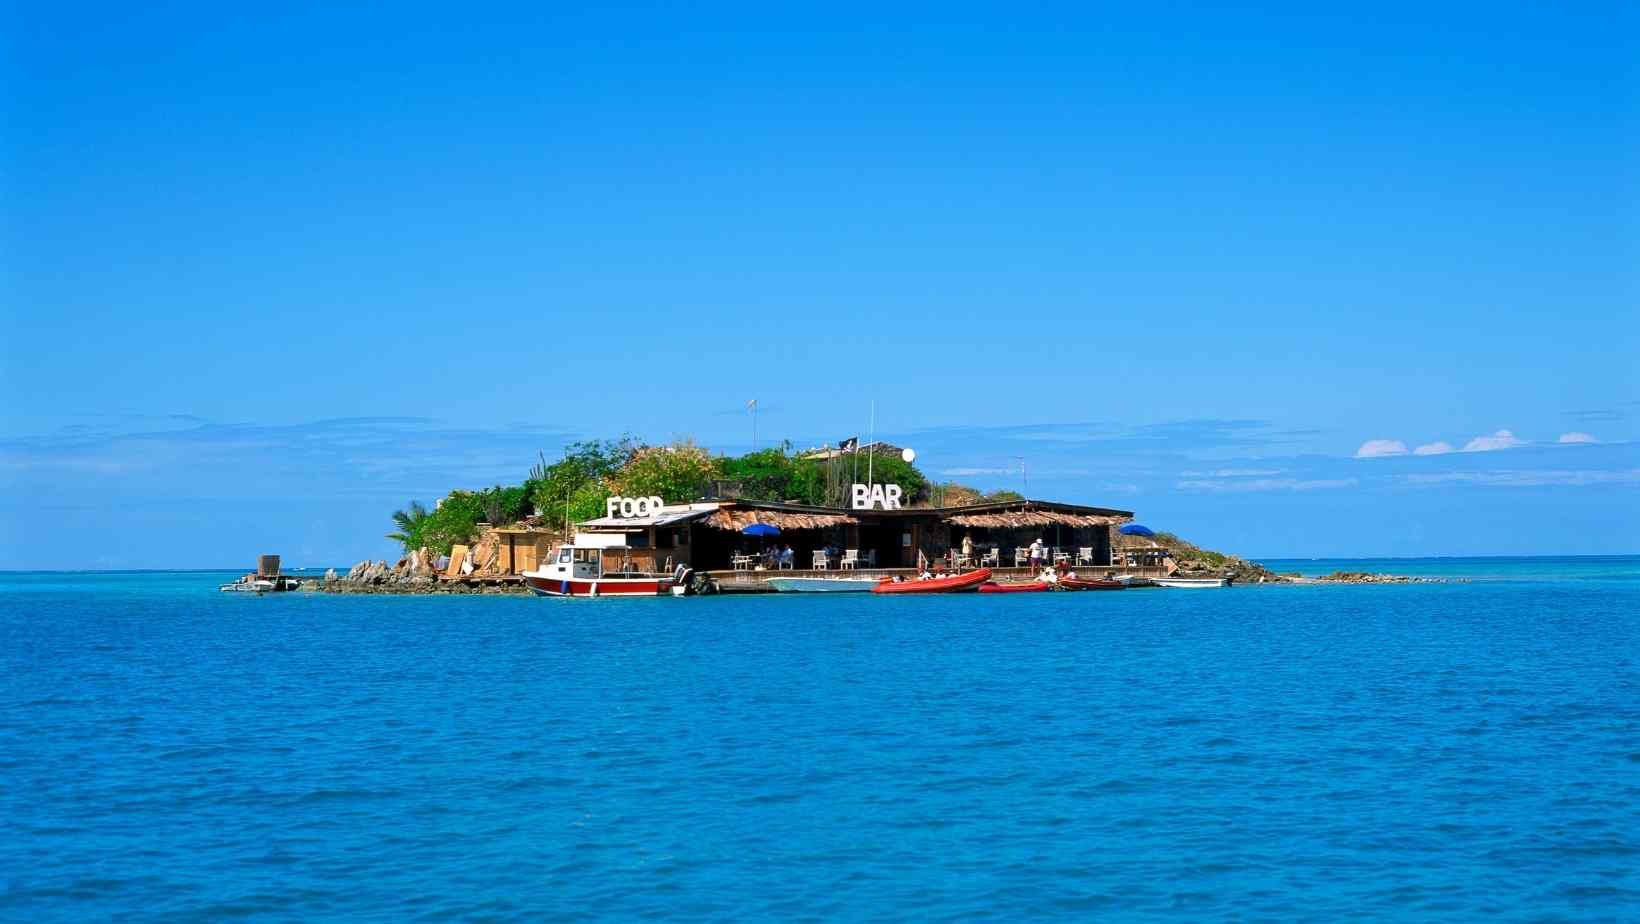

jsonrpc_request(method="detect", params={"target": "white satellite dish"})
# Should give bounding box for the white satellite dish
[901,447,916,463]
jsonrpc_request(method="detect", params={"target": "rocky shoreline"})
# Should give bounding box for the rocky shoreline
[310,559,530,595]
[1293,571,1458,585]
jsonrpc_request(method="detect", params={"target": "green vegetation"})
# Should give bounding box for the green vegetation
[611,441,716,502]
[385,501,429,548]
[528,438,635,531]
[387,485,534,555]
[385,435,1019,555]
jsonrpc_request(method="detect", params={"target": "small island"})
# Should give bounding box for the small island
[307,436,1425,595]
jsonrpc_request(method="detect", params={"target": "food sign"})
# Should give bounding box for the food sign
[605,495,666,518]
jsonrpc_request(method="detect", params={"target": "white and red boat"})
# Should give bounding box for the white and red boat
[523,533,683,597]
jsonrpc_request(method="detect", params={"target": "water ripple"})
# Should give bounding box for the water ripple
[1,570,1638,921]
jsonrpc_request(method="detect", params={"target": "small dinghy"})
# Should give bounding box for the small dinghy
[977,581,1050,593]
[872,568,992,594]
[1058,577,1127,591]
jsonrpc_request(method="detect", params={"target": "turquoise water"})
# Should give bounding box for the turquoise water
[3,560,1637,921]
[1257,555,1640,582]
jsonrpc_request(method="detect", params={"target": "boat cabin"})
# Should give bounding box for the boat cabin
[544,532,650,579]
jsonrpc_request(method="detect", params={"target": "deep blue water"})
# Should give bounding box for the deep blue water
[3,560,1638,921]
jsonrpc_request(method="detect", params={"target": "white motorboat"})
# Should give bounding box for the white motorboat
[218,575,301,593]
[523,533,682,597]
[1153,577,1227,589]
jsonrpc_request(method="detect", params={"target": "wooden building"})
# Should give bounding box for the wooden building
[491,527,558,575]
[576,497,1133,574]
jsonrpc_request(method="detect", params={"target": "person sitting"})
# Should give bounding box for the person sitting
[779,545,794,568]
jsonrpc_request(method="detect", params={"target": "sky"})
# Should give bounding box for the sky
[2,2,1636,568]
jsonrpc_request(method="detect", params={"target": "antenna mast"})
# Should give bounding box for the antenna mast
[866,400,876,486]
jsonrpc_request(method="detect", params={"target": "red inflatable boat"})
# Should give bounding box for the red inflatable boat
[871,568,992,594]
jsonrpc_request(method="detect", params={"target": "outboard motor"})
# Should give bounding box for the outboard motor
[671,564,693,594]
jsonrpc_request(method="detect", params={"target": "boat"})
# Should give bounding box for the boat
[1058,577,1126,591]
[871,568,992,594]
[1110,574,1156,587]
[977,580,1050,593]
[766,576,881,593]
[1153,577,1227,589]
[219,576,275,593]
[523,533,684,597]
[218,574,301,593]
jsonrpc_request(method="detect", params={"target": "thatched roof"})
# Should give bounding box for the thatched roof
[705,508,858,531]
[946,510,1125,528]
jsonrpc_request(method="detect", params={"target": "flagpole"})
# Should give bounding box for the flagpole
[750,398,758,452]
[866,400,875,486]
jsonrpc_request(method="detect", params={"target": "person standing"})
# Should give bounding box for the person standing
[1029,537,1045,570]
[961,532,974,563]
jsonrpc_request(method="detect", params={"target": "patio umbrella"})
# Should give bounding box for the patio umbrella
[742,523,781,537]
[1119,524,1155,537]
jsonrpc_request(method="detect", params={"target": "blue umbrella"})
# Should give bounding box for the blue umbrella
[742,523,781,537]
[1119,524,1155,537]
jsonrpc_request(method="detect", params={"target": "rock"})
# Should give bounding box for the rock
[324,568,337,583]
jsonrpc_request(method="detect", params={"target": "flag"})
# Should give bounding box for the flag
[838,436,858,452]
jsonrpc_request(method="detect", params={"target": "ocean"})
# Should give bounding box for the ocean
[3,558,1637,921]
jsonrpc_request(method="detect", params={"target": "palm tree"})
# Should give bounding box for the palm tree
[386,501,429,550]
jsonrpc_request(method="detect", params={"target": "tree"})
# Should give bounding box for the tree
[985,489,1026,502]
[715,444,800,501]
[850,452,929,505]
[386,500,430,551]
[419,490,488,555]
[529,437,636,529]
[611,440,716,502]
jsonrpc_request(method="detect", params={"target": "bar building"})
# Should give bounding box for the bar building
[573,496,1134,577]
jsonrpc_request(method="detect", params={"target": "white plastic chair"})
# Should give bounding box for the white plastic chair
[1014,548,1030,566]
[1078,547,1094,565]
[841,549,859,570]
[812,551,829,570]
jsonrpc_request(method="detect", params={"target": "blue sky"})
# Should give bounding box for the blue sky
[2,2,1636,568]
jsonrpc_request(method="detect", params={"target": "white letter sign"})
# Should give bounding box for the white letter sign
[606,495,665,518]
[850,483,903,510]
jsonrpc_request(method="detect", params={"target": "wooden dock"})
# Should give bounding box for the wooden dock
[706,565,1167,591]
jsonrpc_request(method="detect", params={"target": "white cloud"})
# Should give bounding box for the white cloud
[1354,439,1408,459]
[941,467,1012,476]
[1462,429,1526,452]
[1403,469,1640,487]
[1558,432,1598,444]
[1413,441,1455,456]
[1177,477,1358,493]
[1179,468,1283,477]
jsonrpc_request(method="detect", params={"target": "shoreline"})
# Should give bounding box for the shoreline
[307,567,1457,596]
